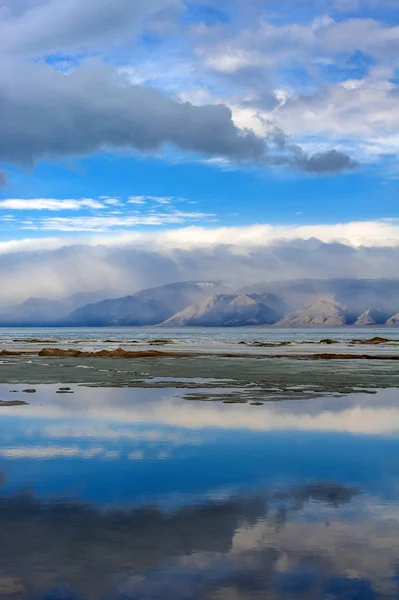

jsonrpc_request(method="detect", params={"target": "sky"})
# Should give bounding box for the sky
[1,0,399,300]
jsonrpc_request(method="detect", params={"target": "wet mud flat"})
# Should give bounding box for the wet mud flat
[0,348,397,402]
[0,334,397,404]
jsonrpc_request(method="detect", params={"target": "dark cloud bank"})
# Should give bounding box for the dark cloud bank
[0,60,357,173]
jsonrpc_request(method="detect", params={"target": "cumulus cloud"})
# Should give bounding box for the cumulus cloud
[265,128,359,172]
[193,11,399,159]
[0,60,267,166]
[301,149,359,173]
[0,0,363,172]
[0,58,358,172]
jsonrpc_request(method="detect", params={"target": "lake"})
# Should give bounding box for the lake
[0,328,399,598]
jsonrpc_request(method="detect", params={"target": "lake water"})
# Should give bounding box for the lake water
[0,327,399,598]
[2,325,399,348]
[1,384,399,599]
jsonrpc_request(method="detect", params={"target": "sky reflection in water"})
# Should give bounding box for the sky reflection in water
[1,385,399,599]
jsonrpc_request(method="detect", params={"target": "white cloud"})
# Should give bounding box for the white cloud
[128,196,147,205]
[103,198,121,206]
[21,211,215,232]
[128,195,176,205]
[0,198,105,211]
[0,219,398,250]
[98,220,399,249]
[273,68,399,157]
[193,14,399,159]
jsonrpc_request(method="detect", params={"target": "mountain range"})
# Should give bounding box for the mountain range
[2,278,399,327]
[162,293,289,327]
[63,281,227,326]
[0,291,115,326]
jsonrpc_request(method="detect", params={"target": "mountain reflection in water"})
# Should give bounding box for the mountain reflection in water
[0,385,399,599]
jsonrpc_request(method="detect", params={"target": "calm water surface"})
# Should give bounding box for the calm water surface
[2,326,399,347]
[1,384,399,599]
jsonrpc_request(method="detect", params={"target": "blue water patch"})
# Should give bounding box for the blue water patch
[1,386,399,598]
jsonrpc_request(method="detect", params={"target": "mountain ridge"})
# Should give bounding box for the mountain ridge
[0,290,116,326]
[275,297,356,328]
[161,293,289,327]
[64,281,229,327]
[3,278,399,327]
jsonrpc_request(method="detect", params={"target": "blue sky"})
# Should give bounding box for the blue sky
[1,0,399,299]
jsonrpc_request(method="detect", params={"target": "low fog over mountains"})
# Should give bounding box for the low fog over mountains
[0,291,115,327]
[2,278,399,327]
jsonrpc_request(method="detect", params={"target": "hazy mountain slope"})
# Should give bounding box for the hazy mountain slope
[161,293,287,327]
[386,313,399,327]
[133,281,228,314]
[65,282,228,326]
[354,308,390,326]
[240,278,399,315]
[275,297,354,327]
[0,290,114,326]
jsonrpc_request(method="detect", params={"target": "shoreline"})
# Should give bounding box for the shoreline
[1,345,399,360]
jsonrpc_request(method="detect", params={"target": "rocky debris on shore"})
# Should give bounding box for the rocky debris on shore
[38,347,187,359]
[0,350,22,356]
[13,339,57,343]
[311,353,399,360]
[223,398,248,404]
[349,337,396,345]
[239,341,292,347]
[239,337,396,347]
[0,400,28,407]
[253,341,291,347]
[102,340,139,344]
[221,352,399,360]
[297,339,340,345]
